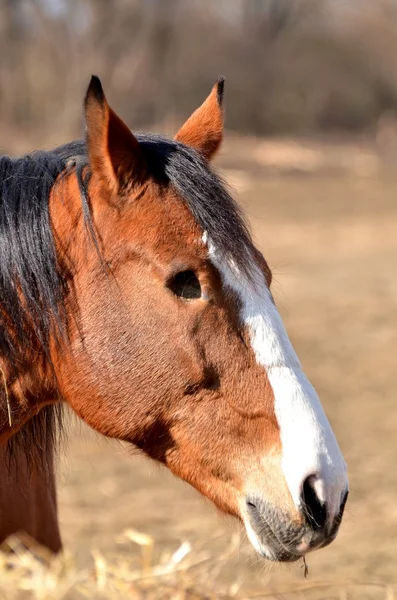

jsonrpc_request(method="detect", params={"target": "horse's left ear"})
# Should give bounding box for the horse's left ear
[84,75,146,196]
[175,77,225,161]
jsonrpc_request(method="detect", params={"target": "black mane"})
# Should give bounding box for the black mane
[136,133,254,272]
[0,134,253,462]
[0,142,89,368]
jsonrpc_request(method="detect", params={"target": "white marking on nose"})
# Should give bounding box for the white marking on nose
[204,234,348,523]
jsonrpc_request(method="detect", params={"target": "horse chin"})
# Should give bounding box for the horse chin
[243,517,302,562]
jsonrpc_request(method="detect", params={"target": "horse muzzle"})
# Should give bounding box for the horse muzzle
[244,488,349,562]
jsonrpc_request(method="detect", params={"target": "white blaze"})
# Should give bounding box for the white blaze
[205,235,348,522]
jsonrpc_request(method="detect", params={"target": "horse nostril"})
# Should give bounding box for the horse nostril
[301,476,327,531]
[341,489,349,512]
[335,489,349,525]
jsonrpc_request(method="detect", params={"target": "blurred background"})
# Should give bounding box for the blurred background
[1,1,397,598]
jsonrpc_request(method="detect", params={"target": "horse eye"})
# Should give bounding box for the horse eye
[167,270,202,300]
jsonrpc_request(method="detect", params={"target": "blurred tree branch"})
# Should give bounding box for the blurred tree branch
[1,0,397,152]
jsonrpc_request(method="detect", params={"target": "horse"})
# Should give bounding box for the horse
[0,76,348,562]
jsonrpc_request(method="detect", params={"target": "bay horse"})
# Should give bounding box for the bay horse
[0,76,348,561]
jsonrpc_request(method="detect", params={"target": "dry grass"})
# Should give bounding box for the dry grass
[0,532,394,600]
[0,531,241,600]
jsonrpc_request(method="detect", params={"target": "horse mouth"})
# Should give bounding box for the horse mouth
[243,498,342,562]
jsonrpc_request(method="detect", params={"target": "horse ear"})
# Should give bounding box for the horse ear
[174,77,225,161]
[84,76,146,195]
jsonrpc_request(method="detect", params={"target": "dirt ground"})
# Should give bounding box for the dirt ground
[56,136,397,598]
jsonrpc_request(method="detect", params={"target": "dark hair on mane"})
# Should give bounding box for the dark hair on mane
[136,133,254,273]
[0,142,89,366]
[0,141,90,465]
[0,133,253,465]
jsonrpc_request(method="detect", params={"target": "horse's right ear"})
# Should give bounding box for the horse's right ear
[84,76,146,196]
